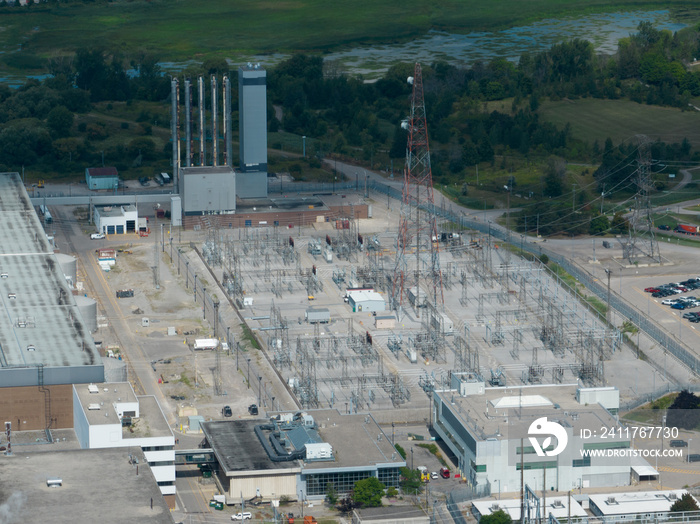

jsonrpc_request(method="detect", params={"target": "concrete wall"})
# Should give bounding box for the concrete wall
[228,472,297,501]
[183,204,369,230]
[0,384,73,431]
[365,407,429,425]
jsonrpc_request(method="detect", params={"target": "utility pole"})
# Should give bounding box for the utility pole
[605,268,612,320]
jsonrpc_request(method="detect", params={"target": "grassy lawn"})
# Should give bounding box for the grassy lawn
[1,1,697,67]
[538,98,700,149]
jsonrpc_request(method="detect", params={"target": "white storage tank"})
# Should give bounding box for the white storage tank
[75,294,97,333]
[55,253,77,287]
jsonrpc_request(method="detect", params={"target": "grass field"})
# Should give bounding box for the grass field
[538,98,700,149]
[1,1,697,66]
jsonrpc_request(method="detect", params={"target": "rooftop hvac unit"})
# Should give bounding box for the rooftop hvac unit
[46,478,62,488]
[607,497,617,504]
[552,501,565,508]
[88,404,101,410]
[88,384,99,394]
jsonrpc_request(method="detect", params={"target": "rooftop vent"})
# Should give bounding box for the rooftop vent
[552,501,564,508]
[46,478,62,488]
[607,497,617,504]
[88,404,100,410]
[88,384,99,394]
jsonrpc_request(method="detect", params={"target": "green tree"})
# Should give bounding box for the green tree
[352,477,385,508]
[666,390,700,430]
[46,105,73,137]
[610,212,629,234]
[670,493,700,513]
[543,156,566,197]
[325,483,338,506]
[399,467,422,495]
[589,215,610,236]
[480,509,512,524]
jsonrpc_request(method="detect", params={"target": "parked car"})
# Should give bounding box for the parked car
[440,467,451,479]
[232,512,252,521]
[661,299,678,306]
[430,471,438,480]
[671,302,687,310]
[223,405,233,417]
[670,440,688,447]
[658,225,671,231]
[644,287,659,293]
[248,404,259,415]
[90,233,105,240]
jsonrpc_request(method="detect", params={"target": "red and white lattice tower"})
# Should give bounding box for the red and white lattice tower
[391,63,443,316]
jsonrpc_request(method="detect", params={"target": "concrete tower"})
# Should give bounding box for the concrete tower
[238,63,268,198]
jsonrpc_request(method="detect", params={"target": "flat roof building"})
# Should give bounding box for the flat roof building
[201,409,405,503]
[472,495,587,522]
[73,382,176,506]
[347,289,386,313]
[0,173,103,430]
[180,165,236,216]
[432,382,631,495]
[0,447,173,524]
[94,204,138,235]
[589,490,696,522]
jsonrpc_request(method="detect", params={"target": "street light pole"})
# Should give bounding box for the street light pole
[247,358,251,389]
[258,376,262,406]
[605,269,611,320]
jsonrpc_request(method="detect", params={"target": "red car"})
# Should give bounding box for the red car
[644,287,660,293]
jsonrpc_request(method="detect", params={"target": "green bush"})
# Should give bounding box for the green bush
[394,444,406,459]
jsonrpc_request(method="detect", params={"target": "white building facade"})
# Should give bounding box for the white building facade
[73,383,176,504]
[432,384,633,495]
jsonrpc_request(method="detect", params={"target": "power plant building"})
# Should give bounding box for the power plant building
[238,64,268,198]
[180,165,236,216]
[0,172,103,430]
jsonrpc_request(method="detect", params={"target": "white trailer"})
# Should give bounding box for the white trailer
[305,308,330,324]
[193,338,219,350]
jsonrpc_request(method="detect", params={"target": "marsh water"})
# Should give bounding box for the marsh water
[5,9,688,86]
[251,9,686,79]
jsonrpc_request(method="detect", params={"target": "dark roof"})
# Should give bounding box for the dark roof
[87,167,118,177]
[201,420,299,474]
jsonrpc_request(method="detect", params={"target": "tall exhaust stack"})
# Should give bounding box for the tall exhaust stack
[223,75,232,166]
[185,79,192,167]
[211,75,218,166]
[198,77,206,166]
[170,78,179,192]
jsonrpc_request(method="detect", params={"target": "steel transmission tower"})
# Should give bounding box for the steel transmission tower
[624,135,661,263]
[391,63,443,316]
